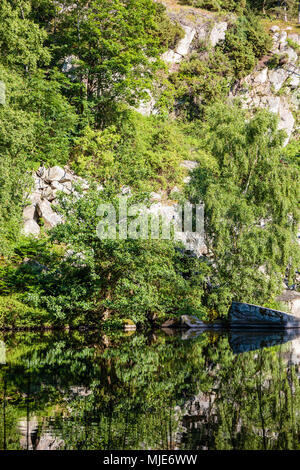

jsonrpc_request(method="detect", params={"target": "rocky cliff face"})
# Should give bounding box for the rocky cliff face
[231,26,299,145]
[139,4,299,144]
[137,6,231,115]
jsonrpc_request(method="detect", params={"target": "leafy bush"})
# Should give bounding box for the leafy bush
[0,294,51,329]
[178,0,246,12]
[220,14,272,78]
[71,112,189,191]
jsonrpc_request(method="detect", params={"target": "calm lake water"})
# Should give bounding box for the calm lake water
[1,328,300,450]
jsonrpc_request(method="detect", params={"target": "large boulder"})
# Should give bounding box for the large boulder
[46,166,65,182]
[229,301,300,328]
[23,204,37,221]
[162,25,196,65]
[268,68,288,92]
[278,98,295,145]
[209,22,228,47]
[22,219,40,236]
[36,199,62,228]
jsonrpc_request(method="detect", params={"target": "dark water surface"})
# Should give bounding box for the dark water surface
[1,328,300,450]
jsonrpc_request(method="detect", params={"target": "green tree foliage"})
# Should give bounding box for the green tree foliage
[179,0,247,12]
[0,0,50,71]
[45,0,183,125]
[221,14,272,77]
[71,112,190,191]
[31,189,208,326]
[250,0,299,20]
[186,103,299,315]
[0,3,77,254]
[0,65,77,253]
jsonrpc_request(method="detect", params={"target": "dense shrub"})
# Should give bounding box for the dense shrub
[178,0,246,12]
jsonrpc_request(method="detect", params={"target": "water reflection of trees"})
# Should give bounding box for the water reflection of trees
[0,330,300,450]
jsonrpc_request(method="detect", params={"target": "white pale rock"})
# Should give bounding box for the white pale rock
[37,199,62,228]
[59,172,73,183]
[279,32,287,46]
[176,25,196,57]
[278,98,295,146]
[135,90,156,116]
[287,33,300,45]
[33,177,46,190]
[209,22,228,47]
[23,219,40,236]
[162,25,196,65]
[120,185,131,195]
[150,192,162,202]
[62,181,72,191]
[270,25,280,33]
[285,47,298,63]
[161,50,182,65]
[42,186,56,201]
[170,186,181,196]
[254,68,268,84]
[28,191,42,205]
[147,202,206,256]
[180,160,199,171]
[266,96,280,114]
[290,74,300,89]
[47,166,65,182]
[51,180,64,191]
[252,96,262,107]
[23,205,36,221]
[268,68,288,91]
[62,54,78,74]
[277,291,300,318]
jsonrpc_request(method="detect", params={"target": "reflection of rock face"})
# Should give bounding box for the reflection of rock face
[18,417,39,450]
[18,417,63,450]
[283,338,300,368]
[174,332,300,450]
[174,392,216,450]
[230,330,300,354]
[0,340,6,364]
